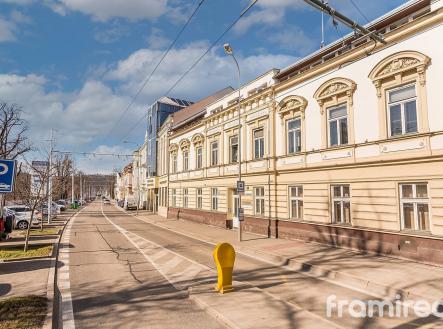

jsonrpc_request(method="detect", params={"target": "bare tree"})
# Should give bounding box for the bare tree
[0,101,31,159]
[52,153,74,200]
[0,101,32,218]
[15,161,50,252]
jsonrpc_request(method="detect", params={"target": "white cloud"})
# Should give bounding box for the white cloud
[267,26,317,54]
[75,145,134,173]
[53,0,168,22]
[0,0,35,4]
[0,16,16,41]
[94,23,130,44]
[106,42,297,102]
[147,27,171,49]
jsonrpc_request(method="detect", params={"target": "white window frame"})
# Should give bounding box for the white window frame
[171,189,177,207]
[287,118,302,154]
[196,188,203,209]
[254,187,265,216]
[253,128,265,160]
[327,104,348,147]
[171,154,177,174]
[399,183,430,231]
[387,83,418,137]
[289,186,303,220]
[183,151,189,172]
[229,135,239,163]
[196,147,203,169]
[211,188,218,211]
[331,185,351,224]
[183,188,189,208]
[210,141,219,166]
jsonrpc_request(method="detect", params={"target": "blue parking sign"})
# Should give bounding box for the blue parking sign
[0,159,16,193]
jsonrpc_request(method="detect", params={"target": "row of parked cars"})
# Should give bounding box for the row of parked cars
[2,199,73,231]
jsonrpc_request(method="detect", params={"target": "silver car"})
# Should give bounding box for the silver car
[4,206,41,230]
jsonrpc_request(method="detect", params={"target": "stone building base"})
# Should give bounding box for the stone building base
[168,207,443,265]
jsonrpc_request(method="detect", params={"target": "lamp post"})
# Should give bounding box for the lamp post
[224,43,242,242]
[123,140,142,215]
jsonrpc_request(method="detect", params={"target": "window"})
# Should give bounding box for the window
[210,141,218,166]
[183,188,189,208]
[196,147,203,169]
[211,188,218,211]
[196,188,203,209]
[183,151,189,171]
[171,154,177,174]
[253,128,264,159]
[289,186,303,219]
[254,187,265,215]
[331,185,351,224]
[229,135,239,163]
[400,183,430,231]
[388,84,418,136]
[328,104,348,147]
[171,189,177,207]
[287,119,301,154]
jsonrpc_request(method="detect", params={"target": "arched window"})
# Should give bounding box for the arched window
[368,50,430,139]
[314,77,356,148]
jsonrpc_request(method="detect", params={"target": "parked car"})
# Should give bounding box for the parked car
[3,206,40,230]
[51,201,63,213]
[103,198,111,205]
[56,200,67,211]
[125,198,137,210]
[117,200,124,208]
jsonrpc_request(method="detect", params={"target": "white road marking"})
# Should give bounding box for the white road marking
[58,209,84,329]
[100,203,212,290]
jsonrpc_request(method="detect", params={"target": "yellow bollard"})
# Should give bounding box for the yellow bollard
[213,242,236,294]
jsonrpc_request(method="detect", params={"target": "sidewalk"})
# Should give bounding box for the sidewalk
[132,211,443,304]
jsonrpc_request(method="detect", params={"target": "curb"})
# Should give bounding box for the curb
[42,207,82,329]
[119,207,438,304]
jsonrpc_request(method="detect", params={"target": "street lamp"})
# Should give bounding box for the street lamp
[224,43,242,242]
[123,140,142,215]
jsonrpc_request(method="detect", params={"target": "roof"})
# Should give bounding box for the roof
[157,96,193,107]
[275,0,430,81]
[170,86,234,130]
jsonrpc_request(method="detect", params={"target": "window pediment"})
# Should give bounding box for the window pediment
[277,95,308,119]
[169,143,178,154]
[369,51,430,97]
[314,77,356,110]
[191,133,204,146]
[179,139,190,151]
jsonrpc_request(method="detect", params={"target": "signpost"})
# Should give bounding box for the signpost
[0,159,16,193]
[238,207,244,221]
[237,180,245,194]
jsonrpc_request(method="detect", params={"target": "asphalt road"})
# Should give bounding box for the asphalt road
[58,201,441,329]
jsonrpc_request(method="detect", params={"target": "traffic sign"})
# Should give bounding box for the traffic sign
[0,159,16,193]
[237,180,245,194]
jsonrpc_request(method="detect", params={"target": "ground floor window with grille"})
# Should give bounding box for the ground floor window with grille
[171,189,177,207]
[331,185,351,224]
[289,186,303,219]
[211,188,218,211]
[196,188,203,209]
[254,187,265,215]
[400,183,430,231]
[183,188,189,208]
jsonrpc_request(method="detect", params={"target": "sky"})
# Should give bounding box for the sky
[0,0,409,173]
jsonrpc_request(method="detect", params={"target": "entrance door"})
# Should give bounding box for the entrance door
[232,193,240,228]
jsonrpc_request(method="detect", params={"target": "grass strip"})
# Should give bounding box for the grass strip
[0,245,53,260]
[0,295,47,329]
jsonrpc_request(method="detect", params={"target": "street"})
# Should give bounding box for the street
[55,201,438,329]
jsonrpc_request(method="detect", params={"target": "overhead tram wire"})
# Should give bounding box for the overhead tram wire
[348,0,370,24]
[103,0,208,142]
[119,0,260,142]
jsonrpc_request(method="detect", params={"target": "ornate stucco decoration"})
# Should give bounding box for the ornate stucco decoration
[369,50,430,97]
[314,77,357,113]
[179,139,190,151]
[191,133,205,147]
[169,143,178,155]
[277,95,308,119]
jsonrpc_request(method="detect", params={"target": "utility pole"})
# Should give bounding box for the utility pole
[80,172,83,204]
[47,129,54,224]
[71,171,75,206]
